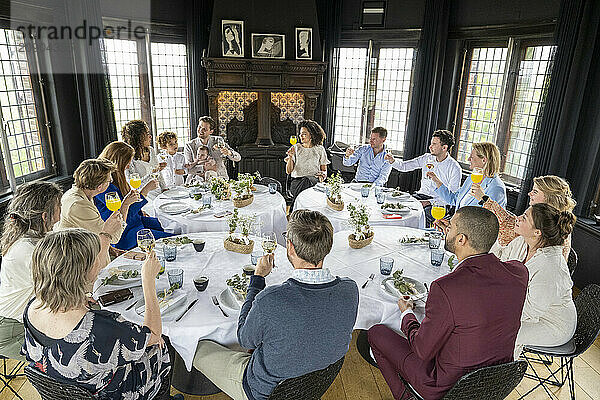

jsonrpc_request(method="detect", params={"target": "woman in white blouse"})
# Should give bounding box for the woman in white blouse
[492,203,577,358]
[0,182,62,360]
[122,120,167,196]
[285,120,330,206]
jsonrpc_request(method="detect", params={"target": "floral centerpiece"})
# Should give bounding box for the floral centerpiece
[210,176,230,201]
[231,172,256,208]
[224,209,257,253]
[347,203,374,249]
[326,172,344,211]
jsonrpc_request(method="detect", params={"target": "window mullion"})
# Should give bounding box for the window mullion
[144,32,158,152]
[365,43,380,140]
[360,40,375,144]
[495,38,521,173]
[136,37,153,134]
[453,47,471,162]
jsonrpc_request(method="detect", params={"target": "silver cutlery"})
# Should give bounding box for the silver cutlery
[211,295,228,317]
[125,298,141,311]
[175,299,198,322]
[362,273,375,289]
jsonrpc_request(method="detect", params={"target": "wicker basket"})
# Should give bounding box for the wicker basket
[224,238,254,254]
[327,197,344,211]
[233,194,254,208]
[348,232,374,249]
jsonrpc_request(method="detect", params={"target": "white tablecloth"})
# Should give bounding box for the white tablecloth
[294,185,426,231]
[152,185,288,244]
[94,226,451,371]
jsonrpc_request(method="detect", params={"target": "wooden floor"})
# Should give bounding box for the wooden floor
[1,334,599,400]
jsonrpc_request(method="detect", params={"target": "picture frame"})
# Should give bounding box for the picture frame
[222,20,244,57]
[251,33,285,59]
[295,28,312,59]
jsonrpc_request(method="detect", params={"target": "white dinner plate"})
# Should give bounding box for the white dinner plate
[162,188,190,200]
[135,291,186,320]
[106,264,142,285]
[252,184,269,194]
[349,183,371,192]
[159,202,191,215]
[381,207,411,215]
[218,288,242,311]
[380,277,427,301]
[314,182,327,192]
[390,191,411,200]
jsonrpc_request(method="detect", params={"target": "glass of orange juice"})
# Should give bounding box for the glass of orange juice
[289,135,297,145]
[470,167,484,184]
[129,173,142,189]
[105,192,121,212]
[431,202,446,221]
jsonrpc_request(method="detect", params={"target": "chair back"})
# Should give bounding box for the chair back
[24,365,95,400]
[267,356,344,400]
[572,284,600,357]
[258,177,282,193]
[567,248,578,276]
[442,361,527,400]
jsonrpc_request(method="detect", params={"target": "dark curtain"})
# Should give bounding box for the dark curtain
[67,0,117,158]
[187,0,214,139]
[516,0,600,215]
[315,0,342,147]
[402,0,450,192]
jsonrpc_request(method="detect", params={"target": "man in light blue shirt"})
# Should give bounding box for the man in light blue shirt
[343,127,392,187]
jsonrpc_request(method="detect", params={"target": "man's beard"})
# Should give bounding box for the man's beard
[444,233,456,254]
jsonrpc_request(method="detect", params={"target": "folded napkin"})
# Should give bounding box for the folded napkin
[135,292,186,317]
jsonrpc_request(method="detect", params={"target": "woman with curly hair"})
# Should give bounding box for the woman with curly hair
[285,120,330,205]
[122,120,167,194]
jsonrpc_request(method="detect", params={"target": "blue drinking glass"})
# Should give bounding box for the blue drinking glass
[163,244,177,262]
[376,191,386,204]
[268,183,277,194]
[361,186,370,198]
[430,248,444,267]
[380,257,394,275]
[167,268,184,289]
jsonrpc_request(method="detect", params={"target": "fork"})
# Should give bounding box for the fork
[362,273,375,289]
[211,295,229,317]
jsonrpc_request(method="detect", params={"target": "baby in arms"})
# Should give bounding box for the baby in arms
[185,146,218,183]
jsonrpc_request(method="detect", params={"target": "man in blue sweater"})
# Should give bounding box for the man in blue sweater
[193,210,359,400]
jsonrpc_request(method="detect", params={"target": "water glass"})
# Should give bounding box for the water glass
[376,191,386,204]
[251,251,262,265]
[268,183,277,194]
[202,194,213,208]
[375,186,383,196]
[380,257,394,275]
[428,232,443,249]
[430,248,445,267]
[167,268,184,289]
[361,186,370,198]
[163,244,177,262]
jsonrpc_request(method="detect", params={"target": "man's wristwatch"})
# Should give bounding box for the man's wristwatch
[479,195,489,205]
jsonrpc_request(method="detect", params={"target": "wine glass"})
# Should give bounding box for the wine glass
[430,201,446,221]
[289,135,298,145]
[470,167,484,184]
[261,231,277,255]
[137,229,155,254]
[105,192,121,212]
[129,172,142,189]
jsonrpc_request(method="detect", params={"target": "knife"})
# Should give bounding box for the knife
[175,299,198,322]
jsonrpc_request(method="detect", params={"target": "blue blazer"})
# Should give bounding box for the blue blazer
[94,183,170,250]
[435,175,506,209]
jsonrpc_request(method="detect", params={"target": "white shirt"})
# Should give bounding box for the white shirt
[492,236,576,337]
[0,237,37,321]
[161,152,186,187]
[129,147,167,191]
[391,153,461,203]
[291,268,336,284]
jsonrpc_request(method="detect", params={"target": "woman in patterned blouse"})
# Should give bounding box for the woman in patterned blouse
[471,175,576,259]
[22,229,181,400]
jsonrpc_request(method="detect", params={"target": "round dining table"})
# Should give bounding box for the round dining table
[94,226,452,373]
[152,184,288,244]
[293,184,426,231]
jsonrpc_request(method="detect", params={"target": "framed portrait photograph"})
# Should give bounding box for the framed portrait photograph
[222,20,244,57]
[295,28,312,59]
[251,33,285,59]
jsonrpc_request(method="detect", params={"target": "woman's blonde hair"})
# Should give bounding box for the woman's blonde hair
[533,175,577,212]
[73,158,116,190]
[1,182,62,256]
[31,229,100,313]
[99,141,135,195]
[472,142,501,177]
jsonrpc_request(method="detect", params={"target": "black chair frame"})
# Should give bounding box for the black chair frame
[518,284,600,400]
[399,360,527,400]
[0,356,25,399]
[24,365,95,400]
[267,356,344,400]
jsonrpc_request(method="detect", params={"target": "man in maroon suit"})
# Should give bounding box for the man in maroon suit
[368,206,529,400]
